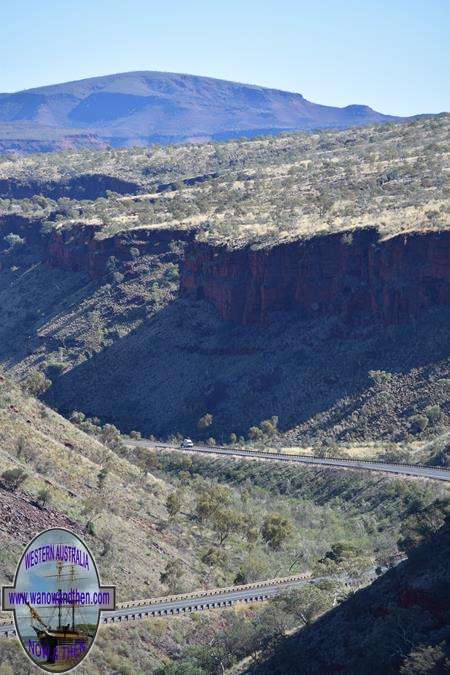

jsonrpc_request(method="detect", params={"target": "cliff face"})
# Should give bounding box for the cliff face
[181,228,450,325]
[2,214,449,325]
[0,133,108,155]
[0,215,193,278]
[47,224,193,277]
[0,173,140,200]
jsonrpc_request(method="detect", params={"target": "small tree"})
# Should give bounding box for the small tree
[201,546,223,568]
[261,512,293,550]
[16,435,28,459]
[97,467,108,491]
[398,500,449,554]
[211,508,244,546]
[425,405,442,425]
[400,643,448,675]
[160,559,184,593]
[36,488,51,509]
[1,468,27,492]
[198,413,213,431]
[322,542,358,564]
[245,525,259,546]
[260,416,279,436]
[70,411,86,424]
[195,485,232,523]
[101,424,123,451]
[248,426,263,441]
[166,491,182,521]
[275,586,331,626]
[23,370,51,397]
[179,470,191,484]
[409,414,428,434]
[4,233,25,248]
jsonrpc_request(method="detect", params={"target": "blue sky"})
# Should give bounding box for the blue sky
[2,0,449,115]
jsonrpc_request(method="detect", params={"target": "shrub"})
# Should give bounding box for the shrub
[425,404,442,424]
[198,413,213,430]
[166,490,182,520]
[97,467,109,490]
[409,414,428,434]
[369,370,393,384]
[70,411,86,424]
[160,559,184,592]
[23,370,52,397]
[261,512,293,550]
[4,233,25,248]
[1,468,27,491]
[36,488,51,509]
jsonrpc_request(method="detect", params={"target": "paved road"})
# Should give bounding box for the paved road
[128,440,450,483]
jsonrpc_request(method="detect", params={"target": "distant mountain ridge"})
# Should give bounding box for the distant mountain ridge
[0,71,404,152]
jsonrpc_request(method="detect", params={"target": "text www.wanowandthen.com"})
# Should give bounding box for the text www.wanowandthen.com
[7,589,110,606]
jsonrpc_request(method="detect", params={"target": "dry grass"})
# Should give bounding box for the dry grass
[0,375,217,604]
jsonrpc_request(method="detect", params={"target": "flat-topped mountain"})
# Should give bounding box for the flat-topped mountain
[0,71,403,152]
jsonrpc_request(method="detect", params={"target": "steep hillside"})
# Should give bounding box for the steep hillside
[0,71,403,152]
[249,513,450,675]
[0,372,213,601]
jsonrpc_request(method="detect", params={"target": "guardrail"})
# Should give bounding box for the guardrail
[117,573,312,609]
[147,443,450,480]
[0,574,320,636]
[0,565,404,637]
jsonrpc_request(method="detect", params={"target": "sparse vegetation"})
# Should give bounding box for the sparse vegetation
[0,113,448,674]
[0,115,448,247]
[1,467,27,492]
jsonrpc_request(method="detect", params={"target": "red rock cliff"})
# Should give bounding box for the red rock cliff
[180,227,450,324]
[47,225,194,277]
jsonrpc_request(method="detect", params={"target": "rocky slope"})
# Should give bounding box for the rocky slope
[0,71,403,152]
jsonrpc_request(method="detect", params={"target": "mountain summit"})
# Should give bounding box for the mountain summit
[0,71,402,152]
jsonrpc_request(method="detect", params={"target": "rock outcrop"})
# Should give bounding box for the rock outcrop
[0,215,194,278]
[3,212,449,326]
[47,224,194,277]
[0,173,140,200]
[0,133,107,155]
[181,227,450,325]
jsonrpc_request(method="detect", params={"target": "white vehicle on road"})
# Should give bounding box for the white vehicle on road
[181,438,194,449]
